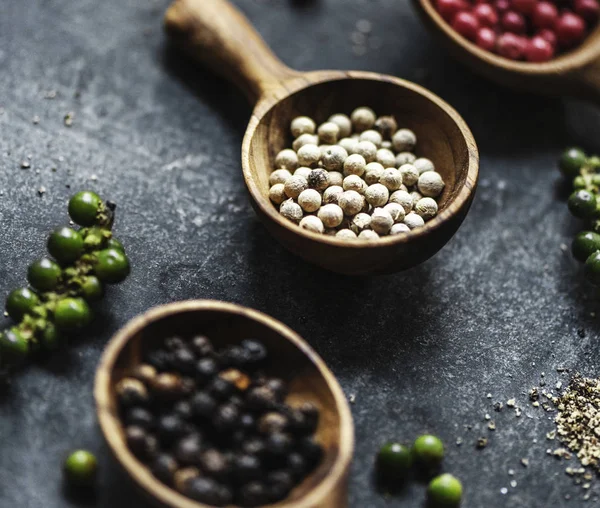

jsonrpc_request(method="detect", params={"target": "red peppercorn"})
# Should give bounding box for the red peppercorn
[495,0,512,12]
[476,27,498,50]
[532,1,559,28]
[473,3,500,27]
[555,12,586,47]
[436,0,469,22]
[511,0,538,15]
[502,10,527,33]
[525,35,555,61]
[537,28,558,48]
[575,0,600,24]
[497,32,527,59]
[452,11,481,40]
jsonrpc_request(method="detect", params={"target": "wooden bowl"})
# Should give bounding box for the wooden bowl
[95,300,354,508]
[413,0,600,102]
[164,0,479,275]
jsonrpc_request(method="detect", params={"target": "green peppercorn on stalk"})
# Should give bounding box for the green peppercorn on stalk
[0,191,130,371]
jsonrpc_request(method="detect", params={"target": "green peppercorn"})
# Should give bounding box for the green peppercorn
[568,190,597,219]
[47,227,84,264]
[68,191,102,227]
[0,328,29,366]
[573,175,587,190]
[592,174,600,187]
[80,276,103,301]
[94,248,130,284]
[27,258,62,291]
[588,155,600,170]
[107,237,125,252]
[5,287,40,321]
[54,297,92,331]
[572,231,600,263]
[427,473,463,507]
[585,251,600,286]
[40,322,63,350]
[412,434,444,469]
[560,147,587,178]
[64,450,98,486]
[376,442,412,480]
[82,226,109,250]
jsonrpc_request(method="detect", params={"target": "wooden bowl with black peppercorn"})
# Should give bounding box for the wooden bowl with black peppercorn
[95,300,354,508]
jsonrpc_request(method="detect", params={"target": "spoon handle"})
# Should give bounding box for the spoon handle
[165,0,300,103]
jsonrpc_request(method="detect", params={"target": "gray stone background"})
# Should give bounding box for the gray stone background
[1,0,600,506]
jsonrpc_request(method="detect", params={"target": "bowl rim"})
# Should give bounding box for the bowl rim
[242,69,479,249]
[94,299,354,508]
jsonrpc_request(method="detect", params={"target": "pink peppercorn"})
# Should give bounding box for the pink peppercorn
[555,12,587,47]
[497,32,527,59]
[476,27,498,50]
[537,28,558,48]
[436,0,469,22]
[502,10,527,33]
[495,0,511,12]
[575,0,600,24]
[473,3,500,27]
[532,1,559,29]
[452,11,481,40]
[525,35,555,61]
[511,0,538,15]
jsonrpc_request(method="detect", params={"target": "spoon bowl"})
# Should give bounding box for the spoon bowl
[95,300,354,508]
[165,0,479,274]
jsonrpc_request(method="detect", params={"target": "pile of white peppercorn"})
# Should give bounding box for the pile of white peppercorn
[268,107,446,240]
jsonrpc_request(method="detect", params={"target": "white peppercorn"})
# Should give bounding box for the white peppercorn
[299,215,324,233]
[413,157,435,174]
[352,212,371,233]
[399,163,419,187]
[297,144,321,167]
[323,185,344,204]
[355,141,377,163]
[292,133,319,152]
[351,107,376,133]
[291,116,316,137]
[410,191,423,203]
[364,162,384,185]
[389,190,413,213]
[392,128,417,152]
[308,168,330,191]
[396,151,416,166]
[280,199,303,223]
[321,145,348,171]
[328,171,344,187]
[399,184,408,192]
[298,189,322,212]
[417,171,445,197]
[343,154,367,176]
[390,223,410,235]
[404,212,425,229]
[336,229,357,239]
[359,130,383,147]
[415,197,438,220]
[275,149,298,171]
[269,169,292,186]
[358,229,380,240]
[269,183,287,205]
[328,114,352,138]
[338,190,364,216]
[338,137,358,155]
[365,183,389,207]
[383,202,405,223]
[374,115,398,139]
[294,166,312,179]
[284,175,308,198]
[317,122,340,145]
[376,148,396,168]
[381,141,392,150]
[343,175,367,194]
[370,207,393,235]
[380,168,403,191]
[318,204,344,228]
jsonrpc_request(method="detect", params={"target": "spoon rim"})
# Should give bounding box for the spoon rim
[95,299,354,508]
[242,70,479,249]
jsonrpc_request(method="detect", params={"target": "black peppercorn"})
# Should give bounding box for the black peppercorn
[246,386,277,411]
[208,377,236,400]
[164,336,186,352]
[239,481,269,507]
[116,378,149,408]
[267,470,294,502]
[125,407,155,430]
[196,357,219,384]
[157,414,186,444]
[151,373,184,401]
[241,339,268,369]
[145,349,172,371]
[264,378,287,402]
[239,413,256,431]
[217,484,234,506]
[241,438,266,458]
[190,391,217,420]
[233,454,262,483]
[172,348,196,375]
[180,377,196,396]
[191,335,213,357]
[174,466,200,493]
[174,434,203,466]
[219,344,248,367]
[265,432,293,457]
[173,400,193,420]
[186,477,224,505]
[229,394,245,407]
[219,368,251,391]
[298,437,323,468]
[213,403,240,432]
[125,426,157,460]
[130,363,157,385]
[199,449,231,480]
[296,402,319,434]
[287,452,308,479]
[151,453,178,486]
[258,412,288,434]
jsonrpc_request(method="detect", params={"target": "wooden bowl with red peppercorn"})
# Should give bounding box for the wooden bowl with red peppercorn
[95,300,353,508]
[414,0,600,102]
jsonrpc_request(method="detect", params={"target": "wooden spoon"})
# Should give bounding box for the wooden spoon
[95,300,354,508]
[414,0,600,102]
[164,0,479,275]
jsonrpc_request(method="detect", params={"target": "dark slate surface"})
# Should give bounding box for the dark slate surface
[1,0,600,506]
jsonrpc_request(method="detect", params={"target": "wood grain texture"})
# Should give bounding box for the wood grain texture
[413,0,600,103]
[95,300,354,508]
[165,0,479,274]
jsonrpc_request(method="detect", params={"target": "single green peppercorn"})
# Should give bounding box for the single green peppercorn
[94,248,130,284]
[560,147,587,178]
[588,155,600,169]
[68,191,102,227]
[80,276,103,301]
[412,434,445,469]
[573,176,586,190]
[40,322,63,350]
[592,174,600,187]
[427,474,463,507]
[64,450,98,486]
[107,237,125,252]
[5,287,40,321]
[27,258,62,291]
[47,227,84,264]
[54,297,92,331]
[585,251,600,287]
[568,190,597,219]
[0,328,29,365]
[376,442,412,480]
[572,231,600,263]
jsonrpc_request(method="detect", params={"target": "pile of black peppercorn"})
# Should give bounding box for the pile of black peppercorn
[116,334,323,507]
